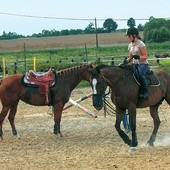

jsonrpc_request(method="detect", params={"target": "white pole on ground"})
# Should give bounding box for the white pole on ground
[68,98,97,118]
[63,92,93,110]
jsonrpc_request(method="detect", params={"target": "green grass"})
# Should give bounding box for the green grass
[0,41,170,75]
[0,41,170,88]
[159,60,170,73]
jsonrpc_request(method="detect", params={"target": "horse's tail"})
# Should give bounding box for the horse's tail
[0,79,3,85]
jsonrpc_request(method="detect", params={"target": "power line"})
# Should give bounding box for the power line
[0,12,94,21]
[0,11,162,21]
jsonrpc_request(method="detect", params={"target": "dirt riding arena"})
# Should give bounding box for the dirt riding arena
[0,87,170,170]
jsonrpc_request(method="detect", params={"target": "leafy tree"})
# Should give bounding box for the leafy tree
[127,17,136,28]
[144,18,170,42]
[84,22,95,34]
[0,31,24,40]
[149,16,155,21]
[51,29,60,36]
[145,18,168,31]
[42,29,51,37]
[159,26,170,42]
[166,19,170,29]
[103,18,118,32]
[137,24,144,31]
[96,28,105,33]
[60,29,70,35]
[69,29,83,35]
[150,27,170,42]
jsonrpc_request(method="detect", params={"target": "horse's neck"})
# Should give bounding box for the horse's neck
[102,66,132,88]
[57,67,88,90]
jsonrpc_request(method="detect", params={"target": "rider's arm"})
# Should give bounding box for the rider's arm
[140,46,148,60]
[126,52,133,63]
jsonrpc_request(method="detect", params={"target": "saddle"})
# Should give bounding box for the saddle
[133,69,160,87]
[24,67,56,105]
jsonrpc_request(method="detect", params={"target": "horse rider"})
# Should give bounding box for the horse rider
[124,27,149,100]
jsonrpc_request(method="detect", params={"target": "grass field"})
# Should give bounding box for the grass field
[0,32,130,74]
[0,32,129,52]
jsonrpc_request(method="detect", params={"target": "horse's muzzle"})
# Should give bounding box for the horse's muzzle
[92,94,103,111]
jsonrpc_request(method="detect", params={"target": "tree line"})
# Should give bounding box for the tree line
[0,16,169,43]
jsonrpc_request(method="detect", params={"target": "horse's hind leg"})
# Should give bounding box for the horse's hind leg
[8,104,19,136]
[0,106,10,139]
[147,105,160,146]
[53,102,64,137]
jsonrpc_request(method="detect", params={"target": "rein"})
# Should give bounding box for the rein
[97,66,134,117]
[103,88,116,116]
[102,67,133,116]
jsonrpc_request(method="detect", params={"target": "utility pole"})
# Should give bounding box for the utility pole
[84,43,88,63]
[24,43,26,73]
[95,18,99,48]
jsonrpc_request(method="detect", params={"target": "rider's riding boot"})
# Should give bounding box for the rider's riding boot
[139,76,149,100]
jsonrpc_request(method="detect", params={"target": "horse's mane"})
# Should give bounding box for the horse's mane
[118,64,133,71]
[96,64,133,73]
[56,64,90,77]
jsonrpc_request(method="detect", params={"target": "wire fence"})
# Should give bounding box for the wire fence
[1,55,170,77]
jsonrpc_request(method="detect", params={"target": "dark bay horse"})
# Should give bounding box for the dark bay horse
[90,64,170,148]
[0,64,94,139]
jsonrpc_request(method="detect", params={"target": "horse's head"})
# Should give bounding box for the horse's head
[90,66,107,111]
[81,64,94,82]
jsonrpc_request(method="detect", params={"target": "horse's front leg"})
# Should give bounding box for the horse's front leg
[147,105,160,146]
[53,103,64,137]
[115,108,131,146]
[129,106,138,147]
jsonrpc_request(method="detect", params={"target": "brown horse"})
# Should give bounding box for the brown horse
[90,64,170,148]
[0,64,94,139]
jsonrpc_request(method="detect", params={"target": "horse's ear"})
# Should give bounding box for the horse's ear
[87,64,94,74]
[89,64,94,70]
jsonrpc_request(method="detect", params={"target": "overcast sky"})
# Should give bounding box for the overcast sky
[0,0,169,36]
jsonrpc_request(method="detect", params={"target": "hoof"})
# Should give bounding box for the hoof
[129,147,137,152]
[53,132,63,137]
[12,130,17,136]
[147,142,154,147]
[58,133,63,138]
[16,134,21,139]
[0,131,3,140]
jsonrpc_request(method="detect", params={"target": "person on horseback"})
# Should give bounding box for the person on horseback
[124,27,149,100]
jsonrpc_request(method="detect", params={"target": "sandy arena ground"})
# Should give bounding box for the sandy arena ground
[0,87,170,170]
